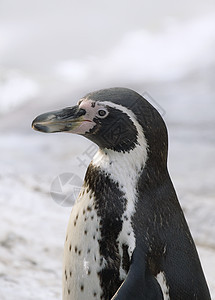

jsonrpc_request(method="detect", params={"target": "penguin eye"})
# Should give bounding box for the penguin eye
[97,109,107,118]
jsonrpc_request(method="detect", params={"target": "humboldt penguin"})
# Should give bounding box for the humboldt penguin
[32,88,211,300]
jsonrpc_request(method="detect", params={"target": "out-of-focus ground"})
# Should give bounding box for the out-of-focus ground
[0,1,215,299]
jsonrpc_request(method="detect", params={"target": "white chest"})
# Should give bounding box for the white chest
[62,184,137,300]
[63,190,103,300]
[62,126,148,299]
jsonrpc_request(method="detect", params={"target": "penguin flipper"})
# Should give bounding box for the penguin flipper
[111,246,163,300]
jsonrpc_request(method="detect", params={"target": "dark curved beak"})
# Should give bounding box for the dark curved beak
[32,106,86,133]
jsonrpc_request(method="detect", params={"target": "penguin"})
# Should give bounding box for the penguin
[32,88,211,300]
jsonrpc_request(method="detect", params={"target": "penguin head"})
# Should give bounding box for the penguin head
[32,88,168,166]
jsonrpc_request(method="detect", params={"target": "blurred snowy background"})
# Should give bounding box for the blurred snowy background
[0,0,215,299]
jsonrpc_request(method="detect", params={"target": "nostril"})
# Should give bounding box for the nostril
[77,108,86,117]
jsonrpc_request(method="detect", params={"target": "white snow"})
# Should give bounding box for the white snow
[0,68,39,115]
[53,14,215,84]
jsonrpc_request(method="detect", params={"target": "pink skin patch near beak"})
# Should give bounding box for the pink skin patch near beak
[71,119,95,134]
[72,99,108,135]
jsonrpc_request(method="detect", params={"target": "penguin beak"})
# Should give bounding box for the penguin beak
[32,106,88,133]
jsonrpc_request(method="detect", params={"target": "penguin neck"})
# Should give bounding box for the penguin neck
[91,143,148,198]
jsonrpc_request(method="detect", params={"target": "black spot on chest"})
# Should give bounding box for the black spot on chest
[85,165,127,299]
